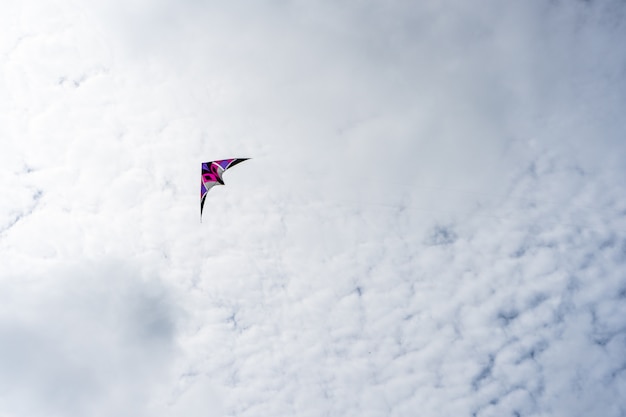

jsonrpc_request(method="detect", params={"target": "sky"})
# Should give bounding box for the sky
[1,0,626,416]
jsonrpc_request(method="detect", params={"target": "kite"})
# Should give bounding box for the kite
[201,158,249,220]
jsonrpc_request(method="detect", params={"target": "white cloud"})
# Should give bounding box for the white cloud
[1,0,626,416]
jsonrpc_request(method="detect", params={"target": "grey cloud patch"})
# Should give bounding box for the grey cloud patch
[426,225,457,246]
[0,259,180,417]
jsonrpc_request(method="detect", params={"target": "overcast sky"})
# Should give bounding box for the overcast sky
[1,1,626,416]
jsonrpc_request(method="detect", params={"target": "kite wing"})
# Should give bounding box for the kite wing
[201,158,249,218]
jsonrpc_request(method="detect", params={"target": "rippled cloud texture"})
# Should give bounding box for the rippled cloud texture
[1,1,626,416]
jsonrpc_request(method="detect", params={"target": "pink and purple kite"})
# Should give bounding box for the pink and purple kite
[201,158,249,219]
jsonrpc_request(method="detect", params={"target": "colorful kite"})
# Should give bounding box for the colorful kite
[201,158,249,219]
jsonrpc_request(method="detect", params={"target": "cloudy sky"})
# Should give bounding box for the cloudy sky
[2,0,626,416]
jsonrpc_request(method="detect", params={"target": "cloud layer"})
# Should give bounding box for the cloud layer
[1,0,626,416]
